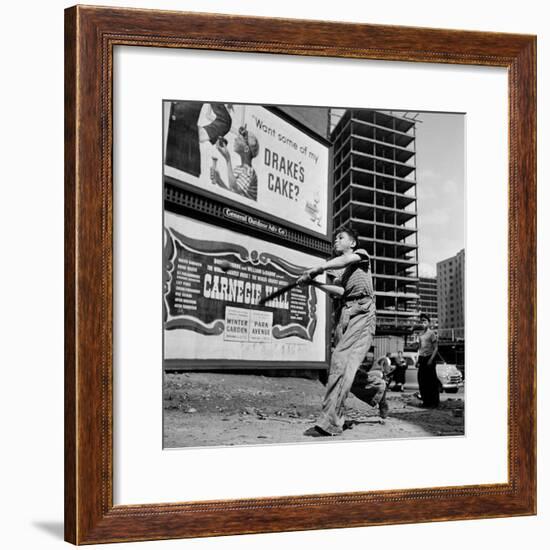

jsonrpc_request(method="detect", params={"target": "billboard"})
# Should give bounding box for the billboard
[163,212,328,365]
[164,102,330,237]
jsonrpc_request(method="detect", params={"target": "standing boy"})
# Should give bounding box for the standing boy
[417,313,439,408]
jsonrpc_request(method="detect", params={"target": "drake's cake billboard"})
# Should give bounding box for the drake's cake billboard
[164,102,330,237]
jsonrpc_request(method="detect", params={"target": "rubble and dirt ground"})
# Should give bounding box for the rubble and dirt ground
[163,372,465,448]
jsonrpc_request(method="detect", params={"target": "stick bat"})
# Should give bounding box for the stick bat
[258,279,319,306]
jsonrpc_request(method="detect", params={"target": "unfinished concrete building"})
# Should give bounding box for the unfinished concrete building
[331,110,419,336]
[418,276,439,328]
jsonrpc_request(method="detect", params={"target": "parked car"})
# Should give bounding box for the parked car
[396,352,463,393]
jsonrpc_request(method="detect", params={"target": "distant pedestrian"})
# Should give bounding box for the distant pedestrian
[417,314,439,408]
[390,350,407,392]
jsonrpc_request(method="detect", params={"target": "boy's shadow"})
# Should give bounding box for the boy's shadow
[343,418,385,430]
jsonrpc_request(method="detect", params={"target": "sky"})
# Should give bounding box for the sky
[414,112,465,277]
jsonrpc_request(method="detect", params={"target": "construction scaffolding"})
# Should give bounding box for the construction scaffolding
[331,109,419,336]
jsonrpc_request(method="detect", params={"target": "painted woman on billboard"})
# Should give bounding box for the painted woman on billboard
[164,101,330,238]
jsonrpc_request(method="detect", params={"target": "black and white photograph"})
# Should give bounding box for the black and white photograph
[2,0,544,548]
[163,101,465,448]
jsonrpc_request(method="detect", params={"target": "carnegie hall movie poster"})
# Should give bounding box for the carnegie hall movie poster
[163,213,328,364]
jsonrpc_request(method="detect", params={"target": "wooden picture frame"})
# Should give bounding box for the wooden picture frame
[64,5,536,544]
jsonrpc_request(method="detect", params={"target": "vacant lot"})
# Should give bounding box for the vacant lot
[164,372,465,448]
